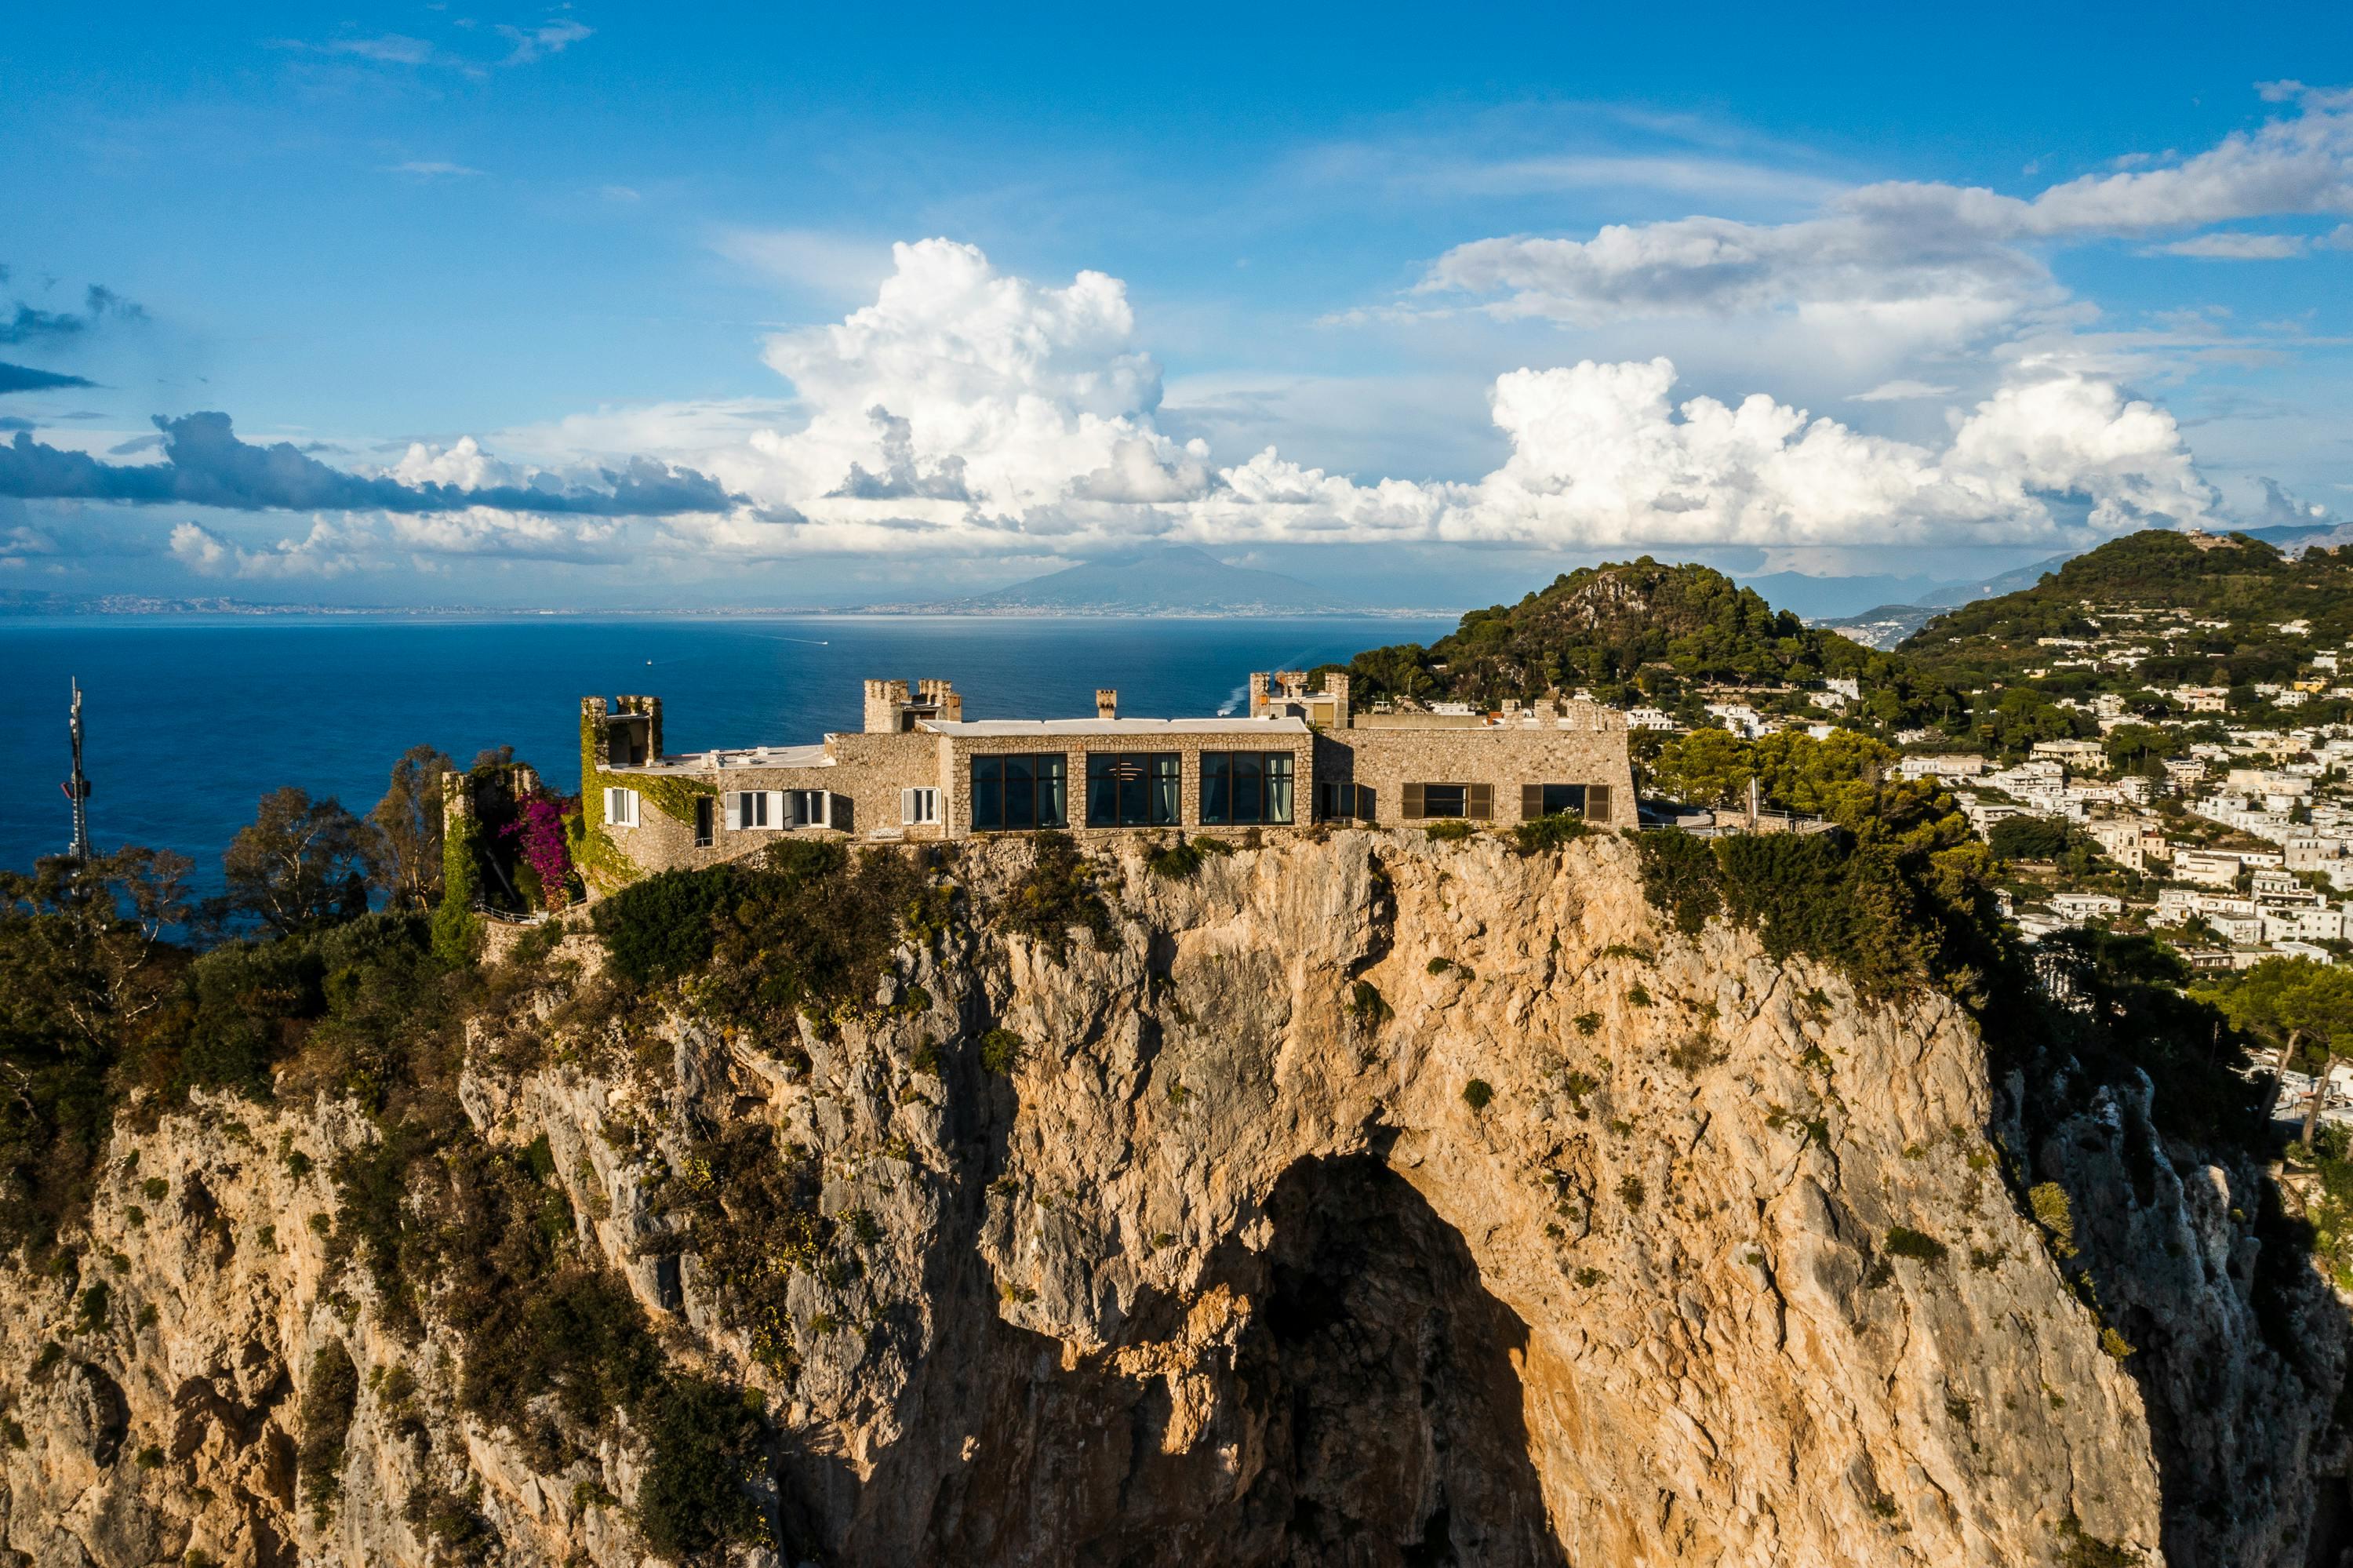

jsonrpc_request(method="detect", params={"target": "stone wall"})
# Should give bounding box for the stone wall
[598,729,947,878]
[1327,724,1638,828]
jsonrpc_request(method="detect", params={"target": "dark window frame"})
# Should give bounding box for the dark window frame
[1420,783,1471,819]
[1403,782,1492,821]
[1523,783,1588,820]
[969,753,1069,831]
[1202,751,1295,826]
[1086,752,1180,828]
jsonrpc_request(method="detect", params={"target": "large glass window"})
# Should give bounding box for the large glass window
[970,754,1068,831]
[1087,753,1180,828]
[1202,751,1294,826]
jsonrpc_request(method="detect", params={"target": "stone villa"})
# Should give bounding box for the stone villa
[580,671,1635,879]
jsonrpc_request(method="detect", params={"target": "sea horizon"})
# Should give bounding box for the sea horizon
[0,613,1456,887]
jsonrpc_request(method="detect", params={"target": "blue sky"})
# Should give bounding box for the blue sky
[4,2,2351,610]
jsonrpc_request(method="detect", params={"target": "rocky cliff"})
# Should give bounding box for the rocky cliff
[0,831,2340,1566]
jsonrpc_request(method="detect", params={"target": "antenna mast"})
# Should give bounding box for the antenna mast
[64,678,90,860]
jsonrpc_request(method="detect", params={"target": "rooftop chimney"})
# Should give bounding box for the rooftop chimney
[1096,689,1118,721]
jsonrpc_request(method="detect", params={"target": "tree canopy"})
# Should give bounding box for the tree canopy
[222,787,379,938]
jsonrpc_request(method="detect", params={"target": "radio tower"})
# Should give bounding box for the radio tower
[64,678,91,861]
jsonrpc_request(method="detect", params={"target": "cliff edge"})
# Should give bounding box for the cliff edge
[0,831,2337,1566]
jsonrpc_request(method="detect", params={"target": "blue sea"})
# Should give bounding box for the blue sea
[0,615,1455,887]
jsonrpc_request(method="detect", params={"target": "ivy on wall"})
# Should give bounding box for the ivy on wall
[432,813,486,963]
[566,806,642,893]
[579,714,717,824]
[576,711,713,892]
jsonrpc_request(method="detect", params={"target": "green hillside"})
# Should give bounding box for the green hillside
[1330,532,2353,755]
[1900,530,2353,703]
[1342,558,1873,702]
[1333,558,1966,733]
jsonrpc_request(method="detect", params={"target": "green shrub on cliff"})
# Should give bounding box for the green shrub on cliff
[1633,799,2002,1006]
[1883,1226,1948,1264]
[1511,812,1588,855]
[1147,835,1234,881]
[591,865,740,986]
[635,1376,771,1559]
[980,1028,1025,1075]
[703,842,927,1032]
[589,842,940,1033]
[1634,831,1722,937]
[996,831,1112,958]
[658,1122,828,1377]
[296,1340,360,1523]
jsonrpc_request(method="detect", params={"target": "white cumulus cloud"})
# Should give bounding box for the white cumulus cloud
[433,242,2224,565]
[169,504,627,579]
[1428,359,2212,548]
[171,518,370,578]
[387,435,523,489]
[1413,84,2353,365]
[2153,231,2311,259]
[727,238,1208,520]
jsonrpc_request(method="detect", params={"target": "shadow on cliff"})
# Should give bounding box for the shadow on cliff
[835,1152,1566,1568]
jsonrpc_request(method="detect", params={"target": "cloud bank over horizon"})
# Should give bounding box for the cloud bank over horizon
[9,81,2352,586]
[0,239,2221,578]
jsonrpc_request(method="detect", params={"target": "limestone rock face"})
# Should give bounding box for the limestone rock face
[0,831,2333,1566]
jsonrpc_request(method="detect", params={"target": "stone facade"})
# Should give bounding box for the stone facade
[1317,715,1634,829]
[579,673,1635,884]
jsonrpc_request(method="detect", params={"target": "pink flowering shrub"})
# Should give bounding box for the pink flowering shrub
[503,795,578,910]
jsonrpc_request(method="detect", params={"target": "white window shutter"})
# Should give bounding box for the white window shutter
[724,792,742,831]
[900,788,917,824]
[604,787,619,825]
[766,791,786,829]
[627,790,640,827]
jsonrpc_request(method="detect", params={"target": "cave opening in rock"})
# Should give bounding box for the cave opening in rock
[1220,1152,1566,1568]
[878,1152,1568,1567]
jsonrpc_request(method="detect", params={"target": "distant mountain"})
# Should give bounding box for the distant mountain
[1732,570,1948,621]
[1804,551,2082,649]
[1812,603,1944,651]
[2242,521,2346,551]
[866,545,1364,616]
[1920,551,2078,607]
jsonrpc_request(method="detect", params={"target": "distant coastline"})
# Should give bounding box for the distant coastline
[0,595,1459,620]
[0,543,1470,622]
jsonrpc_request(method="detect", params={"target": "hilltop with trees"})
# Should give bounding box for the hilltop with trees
[1900,529,2353,699]
[1331,533,2353,755]
[1333,558,1963,730]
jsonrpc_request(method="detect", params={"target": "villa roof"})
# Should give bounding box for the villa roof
[921,716,1311,737]
[616,743,834,774]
